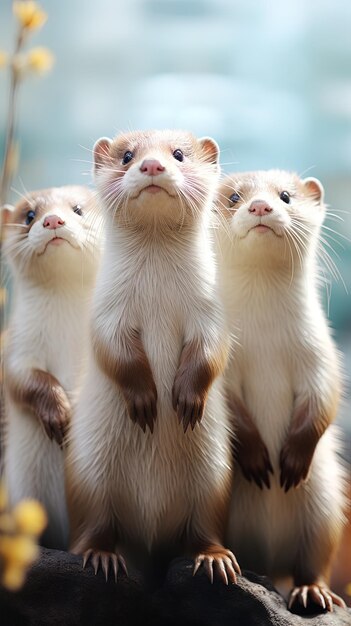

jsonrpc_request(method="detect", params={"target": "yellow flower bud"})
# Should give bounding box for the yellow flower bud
[26,47,55,75]
[13,499,47,536]
[0,512,15,533]
[0,51,7,68]
[2,563,26,591]
[13,1,47,31]
[1,535,39,566]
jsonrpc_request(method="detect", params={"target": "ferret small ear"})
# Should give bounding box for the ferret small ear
[302,177,324,204]
[93,137,112,172]
[198,137,220,166]
[1,203,15,227]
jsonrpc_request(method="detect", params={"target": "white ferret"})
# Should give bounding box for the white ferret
[66,130,239,584]
[2,186,102,549]
[215,170,347,613]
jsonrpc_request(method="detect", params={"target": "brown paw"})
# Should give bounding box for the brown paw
[279,438,313,492]
[172,385,206,433]
[288,584,347,613]
[193,546,241,585]
[125,389,157,434]
[236,439,273,489]
[82,549,128,582]
[39,396,71,446]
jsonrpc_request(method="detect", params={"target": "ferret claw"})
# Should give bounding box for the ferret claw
[111,554,118,582]
[82,549,93,569]
[300,586,308,608]
[81,549,127,582]
[193,548,240,585]
[223,556,238,584]
[119,554,128,576]
[205,557,214,584]
[288,584,345,612]
[217,559,228,585]
[328,590,346,609]
[129,393,157,434]
[237,443,273,490]
[310,589,326,610]
[101,553,110,581]
[92,552,100,575]
[193,556,201,576]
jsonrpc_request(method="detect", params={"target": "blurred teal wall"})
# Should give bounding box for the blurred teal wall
[1,0,350,435]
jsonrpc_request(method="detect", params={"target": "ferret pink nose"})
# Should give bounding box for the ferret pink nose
[248,200,273,216]
[140,159,165,176]
[43,215,65,229]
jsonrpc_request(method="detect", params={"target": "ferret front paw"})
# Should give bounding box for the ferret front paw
[124,389,157,433]
[39,395,71,446]
[288,584,347,613]
[235,437,273,489]
[82,549,128,582]
[172,380,206,433]
[193,545,241,585]
[279,437,314,492]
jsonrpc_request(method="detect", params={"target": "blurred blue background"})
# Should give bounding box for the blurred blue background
[1,0,350,443]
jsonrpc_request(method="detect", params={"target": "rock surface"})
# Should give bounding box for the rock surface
[0,549,350,626]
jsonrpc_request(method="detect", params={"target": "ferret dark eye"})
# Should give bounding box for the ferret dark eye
[229,193,241,206]
[73,204,83,216]
[122,151,134,165]
[280,191,291,204]
[25,210,36,225]
[173,149,184,162]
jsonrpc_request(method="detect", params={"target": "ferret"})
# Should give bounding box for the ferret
[215,170,347,612]
[66,129,240,584]
[2,186,102,550]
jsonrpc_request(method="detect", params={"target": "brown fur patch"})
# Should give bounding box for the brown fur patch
[227,389,273,489]
[6,368,71,445]
[280,392,339,492]
[172,338,227,432]
[70,525,117,555]
[194,486,232,546]
[189,484,240,583]
[93,327,157,433]
[192,542,241,584]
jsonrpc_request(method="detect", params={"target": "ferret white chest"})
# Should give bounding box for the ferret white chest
[3,185,101,550]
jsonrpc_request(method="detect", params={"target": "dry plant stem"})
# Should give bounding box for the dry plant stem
[0,26,26,219]
[0,24,24,361]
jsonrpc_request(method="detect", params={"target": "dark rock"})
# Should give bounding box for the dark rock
[0,549,350,626]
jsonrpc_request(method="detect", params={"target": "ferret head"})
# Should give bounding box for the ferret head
[216,170,325,266]
[2,185,102,284]
[93,130,219,230]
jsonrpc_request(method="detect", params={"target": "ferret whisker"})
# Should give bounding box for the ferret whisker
[10,185,33,205]
[325,212,344,223]
[318,234,343,263]
[321,224,349,246]
[283,230,296,285]
[211,206,232,239]
[317,241,346,285]
[220,161,240,168]
[4,223,28,228]
[174,189,187,230]
[317,248,346,291]
[286,228,305,268]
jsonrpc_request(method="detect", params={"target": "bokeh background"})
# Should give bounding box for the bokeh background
[1,0,351,596]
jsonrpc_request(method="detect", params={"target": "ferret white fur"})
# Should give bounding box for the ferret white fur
[2,186,102,549]
[215,170,347,611]
[67,130,239,583]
